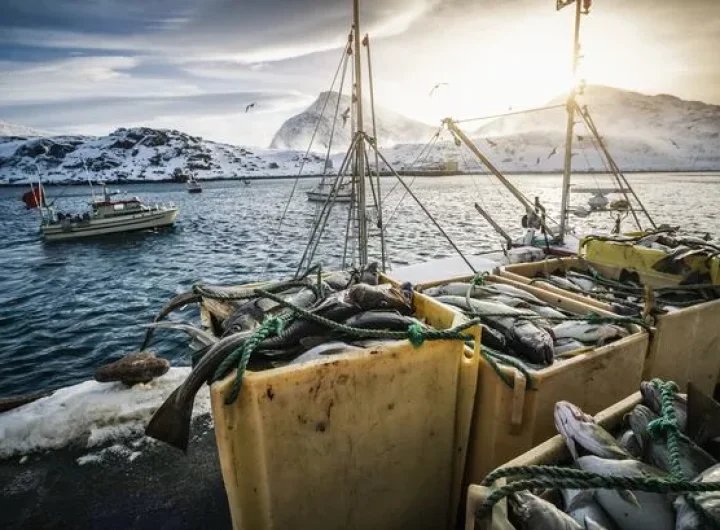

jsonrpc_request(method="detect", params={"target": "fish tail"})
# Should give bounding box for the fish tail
[145,386,194,452]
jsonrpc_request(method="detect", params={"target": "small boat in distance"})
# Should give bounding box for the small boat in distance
[187,177,202,194]
[40,183,178,242]
[306,180,352,203]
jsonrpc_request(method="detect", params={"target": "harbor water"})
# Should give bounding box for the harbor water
[1,172,718,397]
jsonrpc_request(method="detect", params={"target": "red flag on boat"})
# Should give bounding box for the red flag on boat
[21,186,45,209]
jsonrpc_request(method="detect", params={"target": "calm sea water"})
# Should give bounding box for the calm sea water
[1,173,718,397]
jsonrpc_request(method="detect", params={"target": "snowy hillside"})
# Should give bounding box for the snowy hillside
[459,85,720,172]
[0,127,326,185]
[270,91,436,151]
[0,119,48,138]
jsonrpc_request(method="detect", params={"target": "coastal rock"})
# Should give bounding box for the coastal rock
[95,351,170,386]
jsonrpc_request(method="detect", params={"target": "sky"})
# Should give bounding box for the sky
[1,0,718,147]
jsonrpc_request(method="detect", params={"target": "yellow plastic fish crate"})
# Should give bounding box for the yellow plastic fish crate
[411,274,648,485]
[464,392,641,530]
[210,292,480,530]
[580,237,720,287]
[500,257,720,395]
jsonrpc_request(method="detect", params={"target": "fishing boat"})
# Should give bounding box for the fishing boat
[187,177,202,194]
[40,183,178,242]
[306,179,353,203]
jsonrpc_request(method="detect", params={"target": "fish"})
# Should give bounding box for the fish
[627,403,717,478]
[287,341,364,365]
[509,490,583,530]
[576,456,675,530]
[640,381,687,432]
[554,401,632,460]
[566,273,598,292]
[145,321,218,347]
[421,282,484,297]
[341,310,419,331]
[562,490,619,530]
[545,275,584,292]
[674,463,720,530]
[345,283,412,314]
[616,429,643,459]
[140,291,202,350]
[583,517,612,530]
[687,383,720,458]
[550,322,629,345]
[145,329,254,451]
[554,338,588,356]
[528,304,567,320]
[435,296,554,364]
[95,350,170,386]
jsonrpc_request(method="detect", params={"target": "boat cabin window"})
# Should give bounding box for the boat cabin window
[114,203,125,211]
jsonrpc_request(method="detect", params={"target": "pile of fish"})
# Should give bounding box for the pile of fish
[502,381,720,530]
[139,263,442,451]
[418,281,631,367]
[531,262,720,317]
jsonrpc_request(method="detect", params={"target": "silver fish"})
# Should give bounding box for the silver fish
[140,291,202,350]
[627,404,717,478]
[145,329,253,451]
[576,456,675,530]
[554,338,588,355]
[616,429,643,459]
[509,490,583,530]
[288,341,364,366]
[551,322,629,344]
[640,381,687,432]
[562,490,619,530]
[555,401,631,460]
[674,463,720,530]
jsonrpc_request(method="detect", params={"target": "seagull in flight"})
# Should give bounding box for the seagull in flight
[341,107,351,126]
[486,138,497,148]
[429,82,448,96]
[670,139,679,149]
[245,102,256,113]
[547,146,558,159]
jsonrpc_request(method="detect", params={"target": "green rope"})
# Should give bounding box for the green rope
[472,272,489,286]
[476,471,720,524]
[647,379,684,479]
[213,315,291,404]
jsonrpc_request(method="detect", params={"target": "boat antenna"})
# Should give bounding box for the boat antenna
[558,0,589,241]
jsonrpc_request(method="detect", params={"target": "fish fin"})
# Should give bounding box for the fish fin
[145,386,193,453]
[618,489,640,508]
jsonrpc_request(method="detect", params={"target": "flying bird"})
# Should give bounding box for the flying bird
[429,82,448,96]
[670,139,679,149]
[341,107,351,126]
[547,146,558,159]
[536,157,541,165]
[245,102,256,113]
[486,138,497,148]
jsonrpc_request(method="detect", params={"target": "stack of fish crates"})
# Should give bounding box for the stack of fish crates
[410,274,649,485]
[500,256,720,395]
[209,287,481,530]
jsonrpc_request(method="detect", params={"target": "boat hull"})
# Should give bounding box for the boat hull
[306,191,353,203]
[188,188,202,194]
[41,209,178,242]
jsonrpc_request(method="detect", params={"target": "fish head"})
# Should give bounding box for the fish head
[555,401,595,460]
[347,284,413,314]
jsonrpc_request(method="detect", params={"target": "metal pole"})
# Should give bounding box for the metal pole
[352,0,368,266]
[363,33,386,271]
[445,119,556,238]
[558,0,583,241]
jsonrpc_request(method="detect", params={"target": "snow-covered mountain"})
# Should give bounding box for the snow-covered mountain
[453,85,720,172]
[0,119,48,138]
[0,127,326,185]
[270,91,436,151]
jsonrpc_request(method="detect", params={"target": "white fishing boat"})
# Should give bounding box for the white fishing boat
[306,181,353,203]
[187,177,202,194]
[40,183,178,242]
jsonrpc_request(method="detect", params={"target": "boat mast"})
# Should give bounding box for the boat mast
[558,0,583,242]
[352,0,368,266]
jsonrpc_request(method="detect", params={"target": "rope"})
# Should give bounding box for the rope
[213,315,292,404]
[263,40,350,274]
[454,104,566,124]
